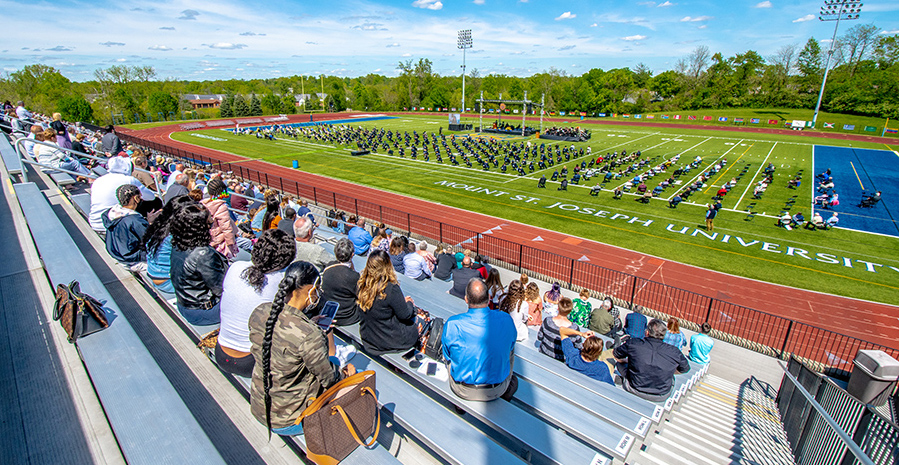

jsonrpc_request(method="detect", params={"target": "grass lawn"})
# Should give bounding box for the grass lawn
[549,107,895,135]
[168,114,899,305]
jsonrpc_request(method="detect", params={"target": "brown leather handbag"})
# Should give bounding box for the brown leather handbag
[296,370,379,465]
[53,281,109,343]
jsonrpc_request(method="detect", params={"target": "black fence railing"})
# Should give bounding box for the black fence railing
[777,357,898,465]
[118,132,899,372]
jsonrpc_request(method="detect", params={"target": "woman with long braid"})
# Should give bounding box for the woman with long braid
[248,261,355,436]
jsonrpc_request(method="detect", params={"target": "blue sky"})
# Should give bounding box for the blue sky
[2,0,898,82]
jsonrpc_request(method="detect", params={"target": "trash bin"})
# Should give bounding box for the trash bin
[292,160,298,169]
[846,350,899,406]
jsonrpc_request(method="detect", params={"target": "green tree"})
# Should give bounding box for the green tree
[147,91,179,120]
[280,95,296,114]
[249,94,262,116]
[873,34,899,68]
[56,95,93,122]
[219,95,233,118]
[233,95,249,116]
[5,64,73,114]
[261,94,281,115]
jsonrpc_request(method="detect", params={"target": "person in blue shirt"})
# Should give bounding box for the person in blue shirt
[688,322,715,364]
[624,312,647,340]
[442,278,518,402]
[347,218,373,256]
[559,327,614,385]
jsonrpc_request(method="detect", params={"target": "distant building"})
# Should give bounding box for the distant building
[183,94,227,110]
[294,93,328,108]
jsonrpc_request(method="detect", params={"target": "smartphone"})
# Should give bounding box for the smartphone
[426,362,437,376]
[401,348,417,361]
[316,301,339,330]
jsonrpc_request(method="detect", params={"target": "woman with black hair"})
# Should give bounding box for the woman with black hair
[249,261,356,436]
[144,195,195,294]
[170,204,228,326]
[261,193,282,231]
[217,229,295,378]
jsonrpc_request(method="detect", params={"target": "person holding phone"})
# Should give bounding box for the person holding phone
[249,261,356,436]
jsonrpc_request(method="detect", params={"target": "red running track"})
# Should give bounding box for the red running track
[121,114,899,353]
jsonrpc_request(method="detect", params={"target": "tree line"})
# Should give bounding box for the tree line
[1,25,896,125]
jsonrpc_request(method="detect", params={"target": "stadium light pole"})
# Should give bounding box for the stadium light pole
[458,29,472,114]
[812,0,862,129]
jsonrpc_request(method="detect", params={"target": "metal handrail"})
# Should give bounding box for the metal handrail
[13,137,164,195]
[779,361,876,465]
[20,158,99,179]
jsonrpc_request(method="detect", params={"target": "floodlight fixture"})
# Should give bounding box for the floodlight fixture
[458,29,473,116]
[812,0,862,128]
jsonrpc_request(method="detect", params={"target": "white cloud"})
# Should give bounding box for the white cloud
[621,35,647,41]
[555,11,576,20]
[590,23,598,27]
[657,1,675,7]
[754,1,772,7]
[411,0,443,10]
[352,22,388,31]
[179,9,199,20]
[697,25,707,29]
[46,46,73,52]
[473,0,485,4]
[680,15,713,22]
[637,1,655,5]
[240,32,266,36]
[880,29,899,34]
[159,26,175,31]
[402,53,412,57]
[793,14,815,22]
[386,43,400,47]
[558,45,576,51]
[100,41,125,47]
[148,45,173,51]
[205,43,248,50]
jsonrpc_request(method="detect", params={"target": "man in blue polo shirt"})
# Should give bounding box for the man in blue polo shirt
[442,278,518,401]
[347,218,373,256]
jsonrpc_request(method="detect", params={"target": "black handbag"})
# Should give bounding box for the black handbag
[53,281,109,343]
[424,317,445,361]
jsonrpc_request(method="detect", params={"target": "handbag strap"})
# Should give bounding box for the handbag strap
[331,386,380,447]
[296,370,376,424]
[52,283,72,321]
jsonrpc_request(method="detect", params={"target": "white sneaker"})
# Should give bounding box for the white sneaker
[335,344,356,367]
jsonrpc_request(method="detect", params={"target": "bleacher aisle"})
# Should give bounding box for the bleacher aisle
[635,374,794,465]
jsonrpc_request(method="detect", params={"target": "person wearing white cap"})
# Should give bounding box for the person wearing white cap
[88,156,156,232]
[825,212,839,230]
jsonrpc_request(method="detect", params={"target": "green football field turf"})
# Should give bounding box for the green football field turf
[169,114,899,305]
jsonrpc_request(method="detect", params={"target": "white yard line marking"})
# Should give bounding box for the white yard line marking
[734,142,777,210]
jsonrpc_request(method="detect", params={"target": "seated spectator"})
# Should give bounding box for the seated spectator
[131,152,160,192]
[34,128,91,177]
[218,229,294,378]
[804,212,825,230]
[668,195,682,208]
[416,240,437,272]
[372,227,390,253]
[624,311,647,340]
[613,187,623,199]
[614,318,691,402]
[170,204,228,326]
[164,173,191,205]
[636,182,647,194]
[524,282,543,326]
[537,297,583,361]
[347,218,373,255]
[498,280,528,341]
[570,289,592,328]
[317,238,362,326]
[229,182,249,213]
[202,176,239,259]
[825,212,839,229]
[662,317,686,351]
[295,199,314,224]
[89,156,155,232]
[471,255,489,280]
[249,261,356,436]
[102,185,149,272]
[357,250,427,355]
[542,282,562,317]
[387,236,407,274]
[443,279,518,402]
[261,193,282,232]
[403,241,432,280]
[143,195,195,294]
[165,162,185,191]
[292,216,336,272]
[537,175,546,188]
[277,207,297,238]
[688,322,715,364]
[486,269,504,310]
[860,191,881,207]
[433,243,456,281]
[778,212,792,229]
[790,212,805,228]
[590,184,601,196]
[559,327,614,385]
[448,256,482,299]
[557,178,568,191]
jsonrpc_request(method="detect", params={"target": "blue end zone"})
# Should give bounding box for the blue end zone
[813,145,899,236]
